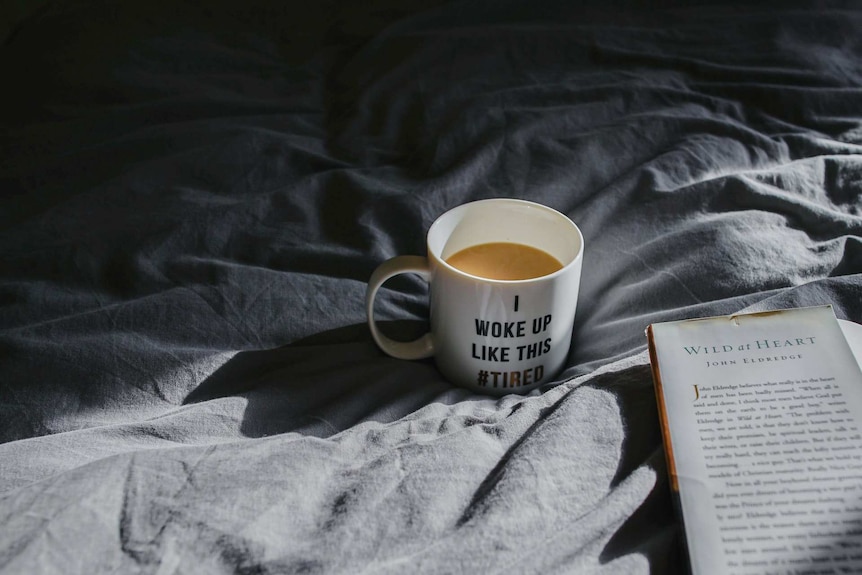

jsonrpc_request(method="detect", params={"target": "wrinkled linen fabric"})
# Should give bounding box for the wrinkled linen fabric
[1,1,861,573]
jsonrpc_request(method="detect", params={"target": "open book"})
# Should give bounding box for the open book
[647,305,862,574]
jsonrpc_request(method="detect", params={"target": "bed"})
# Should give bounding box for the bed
[2,1,861,573]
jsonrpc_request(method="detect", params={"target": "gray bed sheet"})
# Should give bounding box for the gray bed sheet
[2,1,861,573]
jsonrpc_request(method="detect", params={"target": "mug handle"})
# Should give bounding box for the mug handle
[366,255,435,360]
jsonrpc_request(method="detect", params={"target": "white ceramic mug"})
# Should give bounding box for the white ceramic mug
[366,198,584,394]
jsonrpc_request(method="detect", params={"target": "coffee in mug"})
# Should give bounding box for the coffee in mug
[366,198,584,395]
[445,242,563,281]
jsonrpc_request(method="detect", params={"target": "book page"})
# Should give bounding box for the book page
[650,306,862,575]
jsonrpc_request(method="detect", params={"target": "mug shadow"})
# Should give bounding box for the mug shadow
[181,317,610,440]
[183,320,454,439]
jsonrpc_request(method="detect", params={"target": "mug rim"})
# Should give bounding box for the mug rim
[426,198,584,284]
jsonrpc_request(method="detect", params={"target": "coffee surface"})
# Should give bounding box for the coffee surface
[445,242,563,280]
